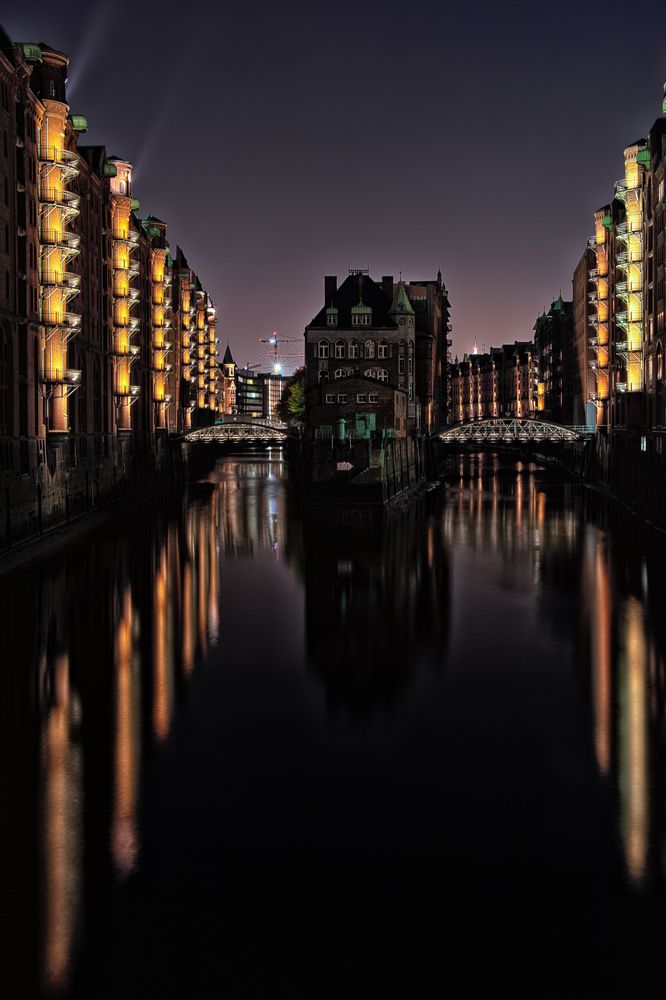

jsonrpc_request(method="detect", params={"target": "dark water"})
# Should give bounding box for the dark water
[1,452,665,997]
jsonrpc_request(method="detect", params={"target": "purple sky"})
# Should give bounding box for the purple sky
[6,1,666,370]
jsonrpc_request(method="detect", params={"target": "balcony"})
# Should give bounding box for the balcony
[40,270,82,290]
[113,344,140,359]
[43,367,82,386]
[40,186,80,213]
[40,227,81,250]
[40,146,79,175]
[115,385,141,398]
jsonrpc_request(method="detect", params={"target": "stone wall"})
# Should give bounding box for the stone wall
[0,433,211,554]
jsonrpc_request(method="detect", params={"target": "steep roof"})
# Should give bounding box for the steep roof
[308,273,397,329]
[222,344,234,365]
[389,280,415,316]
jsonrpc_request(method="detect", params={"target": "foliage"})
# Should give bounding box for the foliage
[276,367,305,423]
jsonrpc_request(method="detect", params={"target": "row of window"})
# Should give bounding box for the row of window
[318,339,390,359]
[316,338,413,360]
[325,393,380,404]
[327,313,372,327]
[319,368,389,381]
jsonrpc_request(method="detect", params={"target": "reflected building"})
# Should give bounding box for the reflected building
[304,509,450,716]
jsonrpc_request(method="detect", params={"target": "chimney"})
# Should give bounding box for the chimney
[382,275,394,301]
[324,275,337,304]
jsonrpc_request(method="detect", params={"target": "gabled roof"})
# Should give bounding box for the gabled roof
[222,344,234,365]
[308,273,397,329]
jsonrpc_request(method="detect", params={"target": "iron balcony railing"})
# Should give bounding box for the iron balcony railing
[43,367,82,385]
[40,270,81,290]
[40,227,81,249]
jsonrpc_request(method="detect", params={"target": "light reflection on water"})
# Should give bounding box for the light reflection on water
[0,451,665,994]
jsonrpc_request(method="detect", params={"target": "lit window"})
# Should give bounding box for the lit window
[378,340,388,358]
[335,340,346,359]
[368,393,379,403]
[318,340,329,359]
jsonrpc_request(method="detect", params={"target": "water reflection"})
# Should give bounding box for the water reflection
[304,512,450,716]
[1,453,666,994]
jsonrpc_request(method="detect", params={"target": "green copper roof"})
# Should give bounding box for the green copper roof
[69,114,88,133]
[552,293,565,313]
[351,300,372,314]
[602,213,612,228]
[325,303,338,314]
[636,148,650,168]
[389,280,414,316]
[21,43,42,63]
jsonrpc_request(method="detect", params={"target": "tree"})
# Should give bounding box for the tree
[276,367,305,423]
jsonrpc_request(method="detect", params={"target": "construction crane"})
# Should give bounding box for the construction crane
[259,332,303,376]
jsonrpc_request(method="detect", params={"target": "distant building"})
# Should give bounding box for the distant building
[450,342,537,422]
[304,270,450,440]
[263,372,288,420]
[534,295,575,424]
[235,367,264,418]
[218,344,237,415]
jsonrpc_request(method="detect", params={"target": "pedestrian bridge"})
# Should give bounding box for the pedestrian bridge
[184,416,293,443]
[440,418,590,444]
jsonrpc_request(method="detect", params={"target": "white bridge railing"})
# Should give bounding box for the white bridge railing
[440,418,587,444]
[185,417,290,443]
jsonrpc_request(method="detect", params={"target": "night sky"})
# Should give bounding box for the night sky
[5,1,666,368]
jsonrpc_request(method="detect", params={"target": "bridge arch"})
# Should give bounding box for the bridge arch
[184,416,292,444]
[439,417,584,444]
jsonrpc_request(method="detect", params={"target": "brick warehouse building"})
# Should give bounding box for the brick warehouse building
[304,269,450,440]
[0,27,220,548]
[450,342,537,423]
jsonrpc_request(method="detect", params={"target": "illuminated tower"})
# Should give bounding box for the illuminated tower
[195,289,207,412]
[206,303,219,412]
[178,263,194,430]
[145,217,172,431]
[108,159,140,432]
[588,208,611,427]
[613,141,649,404]
[28,44,82,436]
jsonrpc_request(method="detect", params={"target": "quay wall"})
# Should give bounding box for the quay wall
[0,434,212,556]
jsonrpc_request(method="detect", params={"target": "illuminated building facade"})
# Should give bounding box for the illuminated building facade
[450,342,537,423]
[0,26,220,549]
[579,87,666,436]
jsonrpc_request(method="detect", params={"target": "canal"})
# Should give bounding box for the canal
[1,452,665,996]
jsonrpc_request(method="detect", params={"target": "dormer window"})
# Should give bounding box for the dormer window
[351,299,372,327]
[326,305,338,327]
